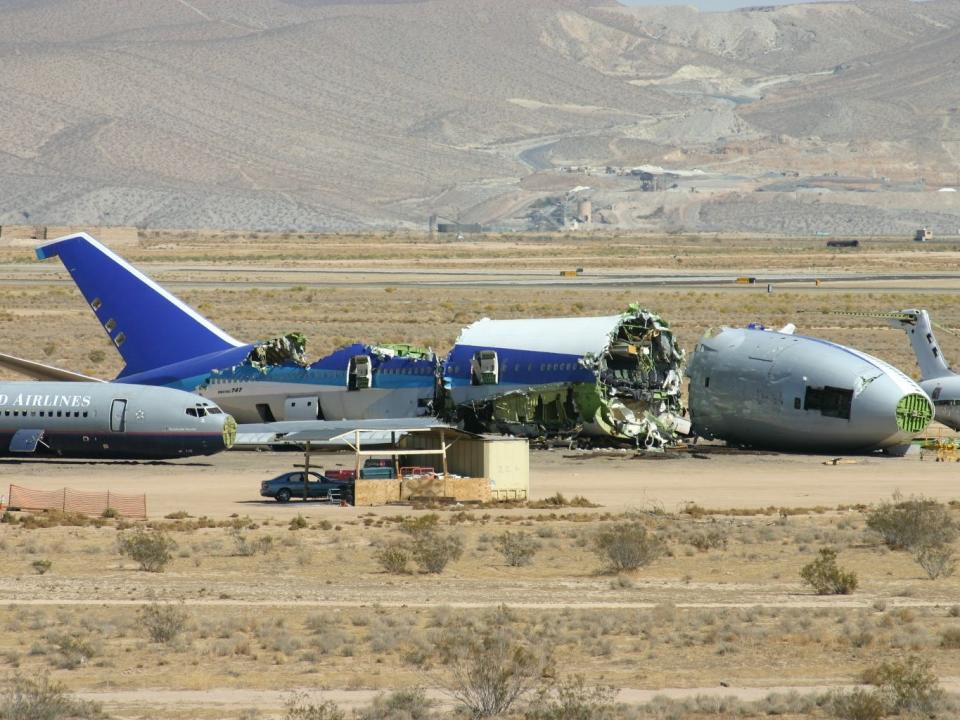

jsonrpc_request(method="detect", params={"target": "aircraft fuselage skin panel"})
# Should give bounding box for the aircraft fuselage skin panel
[687,327,932,453]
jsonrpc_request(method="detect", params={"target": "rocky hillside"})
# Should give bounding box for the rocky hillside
[0,0,957,233]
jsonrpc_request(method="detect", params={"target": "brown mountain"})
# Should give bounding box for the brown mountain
[0,0,957,233]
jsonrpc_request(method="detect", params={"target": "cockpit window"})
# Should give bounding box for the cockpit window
[186,408,197,417]
[206,407,222,414]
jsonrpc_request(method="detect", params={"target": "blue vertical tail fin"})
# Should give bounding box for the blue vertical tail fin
[36,233,244,378]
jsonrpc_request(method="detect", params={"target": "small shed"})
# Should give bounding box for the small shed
[399,431,529,502]
[286,423,529,506]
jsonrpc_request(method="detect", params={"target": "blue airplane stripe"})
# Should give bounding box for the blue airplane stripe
[444,345,595,386]
[117,345,256,386]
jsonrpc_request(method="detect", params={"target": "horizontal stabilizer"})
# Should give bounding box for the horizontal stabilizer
[0,352,105,383]
[9,429,44,453]
[36,233,244,378]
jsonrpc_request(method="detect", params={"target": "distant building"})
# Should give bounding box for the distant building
[437,223,482,234]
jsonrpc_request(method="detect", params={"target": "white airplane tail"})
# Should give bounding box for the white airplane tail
[891,309,953,380]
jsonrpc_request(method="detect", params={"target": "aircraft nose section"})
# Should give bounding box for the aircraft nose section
[895,393,933,434]
[221,414,237,450]
[856,377,933,447]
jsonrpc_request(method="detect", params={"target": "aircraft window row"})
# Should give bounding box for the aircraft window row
[448,363,577,375]
[934,399,960,407]
[3,409,87,418]
[380,367,433,375]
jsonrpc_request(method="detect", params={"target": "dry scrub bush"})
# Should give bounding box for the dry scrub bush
[400,514,440,538]
[591,522,664,573]
[914,544,957,580]
[523,675,617,720]
[29,560,50,576]
[633,691,818,717]
[45,633,98,670]
[688,528,728,552]
[800,548,858,595]
[375,543,411,575]
[140,602,189,644]
[231,529,273,557]
[828,688,887,720]
[435,611,551,718]
[528,493,597,509]
[866,493,957,551]
[412,534,463,574]
[283,692,344,720]
[940,627,960,649]
[860,655,946,715]
[0,673,104,719]
[496,531,540,567]
[354,688,436,720]
[117,526,176,572]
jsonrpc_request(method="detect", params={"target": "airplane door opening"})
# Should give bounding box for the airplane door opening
[285,396,322,420]
[471,351,499,385]
[804,386,853,419]
[110,399,127,432]
[348,355,371,391]
[256,403,276,422]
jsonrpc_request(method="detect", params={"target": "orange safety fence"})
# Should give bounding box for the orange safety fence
[7,485,147,519]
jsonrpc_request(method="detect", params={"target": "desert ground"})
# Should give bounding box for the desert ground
[0,231,958,718]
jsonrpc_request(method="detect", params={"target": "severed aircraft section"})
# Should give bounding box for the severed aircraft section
[687,323,933,454]
[28,233,684,447]
[198,334,438,423]
[843,308,960,431]
[444,306,688,447]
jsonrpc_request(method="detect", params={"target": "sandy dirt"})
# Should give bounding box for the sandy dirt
[1,445,957,520]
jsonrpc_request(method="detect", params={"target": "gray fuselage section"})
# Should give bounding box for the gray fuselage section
[687,328,931,452]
